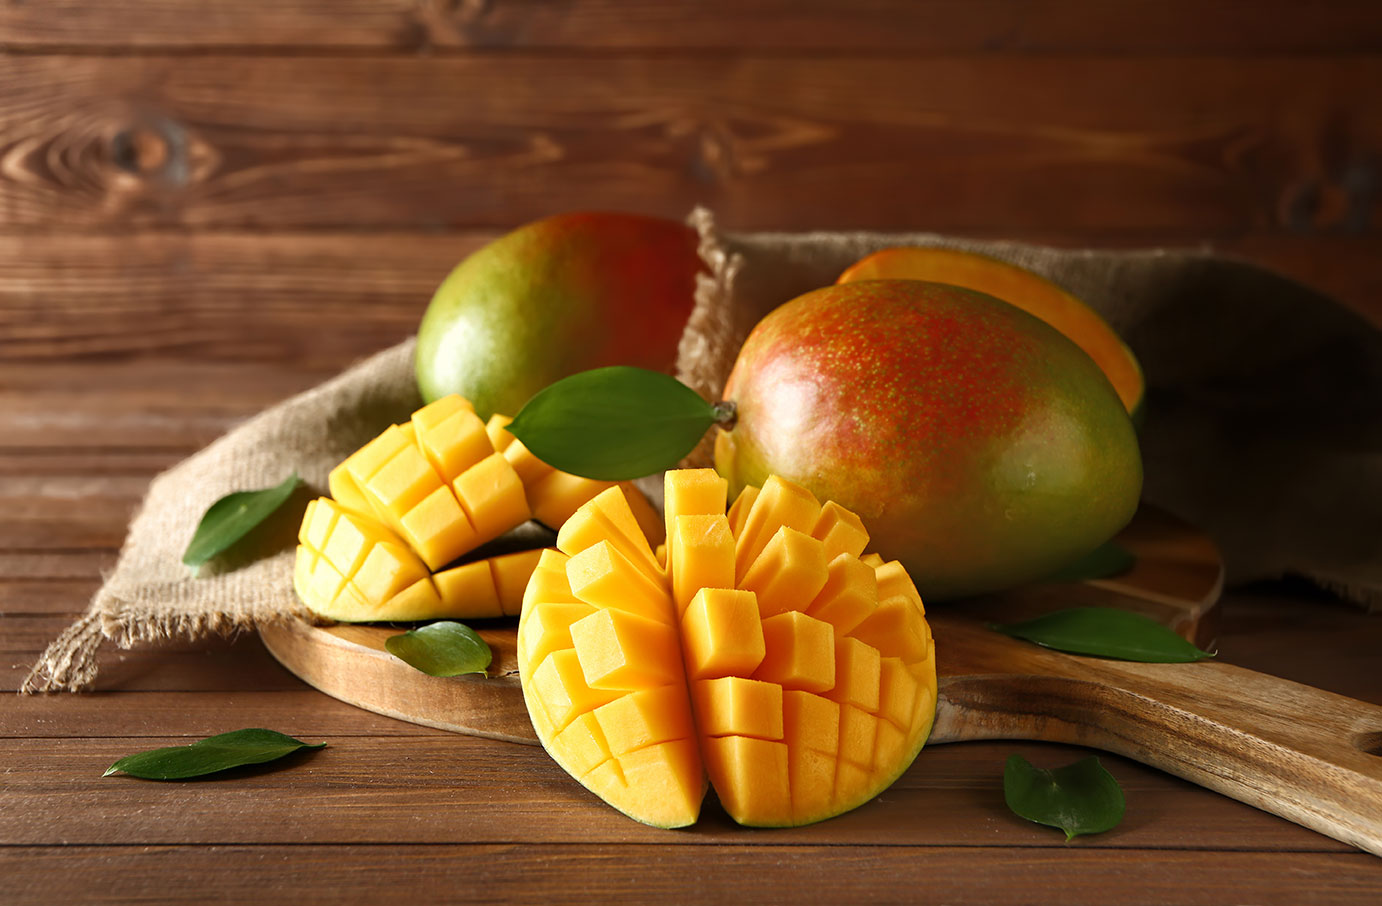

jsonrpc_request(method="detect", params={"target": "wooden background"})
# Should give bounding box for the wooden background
[2,2,1380,902]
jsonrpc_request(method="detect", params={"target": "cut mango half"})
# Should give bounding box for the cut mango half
[293,394,660,622]
[517,470,937,828]
[838,246,1145,417]
[295,496,543,621]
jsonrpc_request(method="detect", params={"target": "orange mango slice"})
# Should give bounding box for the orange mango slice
[517,470,937,828]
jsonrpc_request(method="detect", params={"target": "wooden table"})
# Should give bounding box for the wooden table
[3,2,1382,902]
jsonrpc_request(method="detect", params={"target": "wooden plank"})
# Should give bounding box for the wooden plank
[1218,588,1382,705]
[0,579,101,615]
[0,689,443,738]
[0,474,146,549]
[0,550,115,581]
[0,448,188,477]
[0,233,485,367]
[0,55,1377,233]
[3,634,303,694]
[0,736,1354,852]
[3,845,1381,906]
[0,362,336,448]
[0,234,1376,371]
[2,1,1380,53]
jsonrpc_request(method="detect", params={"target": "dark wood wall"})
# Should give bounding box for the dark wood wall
[2,1,1379,452]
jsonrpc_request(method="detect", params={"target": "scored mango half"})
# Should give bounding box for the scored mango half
[517,469,937,828]
[293,394,662,622]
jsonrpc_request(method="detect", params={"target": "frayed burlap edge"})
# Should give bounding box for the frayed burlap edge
[22,341,418,693]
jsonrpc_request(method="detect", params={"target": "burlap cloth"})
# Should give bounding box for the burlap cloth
[23,208,1380,693]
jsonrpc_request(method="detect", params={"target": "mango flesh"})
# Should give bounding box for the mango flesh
[715,280,1142,601]
[516,471,937,828]
[837,246,1146,417]
[293,394,661,622]
[415,212,701,420]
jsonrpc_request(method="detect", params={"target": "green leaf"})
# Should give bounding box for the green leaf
[182,473,302,568]
[507,367,721,480]
[1045,541,1135,582]
[1004,754,1126,841]
[989,606,1215,663]
[104,729,325,780]
[385,621,492,677]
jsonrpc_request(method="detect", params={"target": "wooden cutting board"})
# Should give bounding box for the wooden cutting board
[259,505,1382,855]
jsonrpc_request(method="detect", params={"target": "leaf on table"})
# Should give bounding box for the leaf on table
[385,621,493,677]
[182,472,303,568]
[507,366,723,480]
[1044,541,1135,582]
[104,729,325,780]
[1003,754,1126,841]
[989,606,1215,663]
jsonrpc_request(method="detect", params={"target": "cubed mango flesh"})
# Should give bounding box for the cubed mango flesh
[517,470,937,830]
[296,395,663,623]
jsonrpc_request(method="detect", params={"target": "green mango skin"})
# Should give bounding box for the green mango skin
[416,212,700,420]
[715,280,1143,601]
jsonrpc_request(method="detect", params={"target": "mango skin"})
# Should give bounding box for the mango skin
[715,280,1142,600]
[416,212,700,420]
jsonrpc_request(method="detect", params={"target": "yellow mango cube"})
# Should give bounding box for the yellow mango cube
[592,684,695,756]
[753,611,835,693]
[679,588,765,681]
[739,526,830,618]
[567,541,671,622]
[452,452,530,543]
[668,514,735,617]
[805,554,879,637]
[432,559,501,618]
[692,676,783,741]
[813,501,870,561]
[734,476,822,581]
[703,735,792,827]
[570,607,682,691]
[663,468,728,539]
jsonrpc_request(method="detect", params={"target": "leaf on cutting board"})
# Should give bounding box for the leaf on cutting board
[1044,541,1136,582]
[385,621,493,677]
[104,729,325,780]
[507,367,725,480]
[989,606,1215,663]
[182,472,302,568]
[1004,754,1126,841]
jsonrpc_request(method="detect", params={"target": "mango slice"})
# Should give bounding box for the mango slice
[517,470,937,828]
[295,495,544,621]
[294,394,659,622]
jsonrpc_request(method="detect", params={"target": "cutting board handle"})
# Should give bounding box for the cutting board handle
[934,650,1382,856]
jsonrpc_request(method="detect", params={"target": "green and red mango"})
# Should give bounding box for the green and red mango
[416,212,700,420]
[715,280,1142,600]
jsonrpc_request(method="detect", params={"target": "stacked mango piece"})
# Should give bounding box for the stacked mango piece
[517,469,937,828]
[294,394,661,622]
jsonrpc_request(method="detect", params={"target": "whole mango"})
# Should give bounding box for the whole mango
[416,212,700,420]
[714,280,1142,600]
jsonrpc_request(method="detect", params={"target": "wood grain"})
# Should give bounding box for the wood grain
[0,362,339,448]
[0,735,1356,852]
[3,1,1380,53]
[0,55,1377,233]
[0,689,443,738]
[1,634,302,694]
[1,235,1377,372]
[4,0,1381,896]
[4,844,1379,906]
